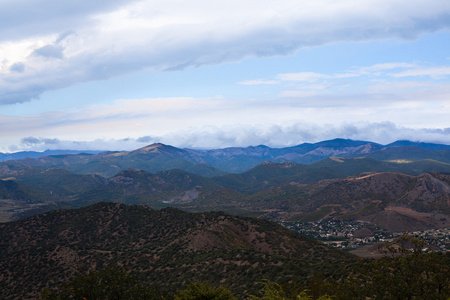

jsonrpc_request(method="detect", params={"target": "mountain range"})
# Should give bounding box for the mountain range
[2,139,450,176]
[0,138,449,233]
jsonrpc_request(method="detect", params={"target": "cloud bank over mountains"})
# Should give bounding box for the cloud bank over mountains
[2,0,450,104]
[10,122,450,152]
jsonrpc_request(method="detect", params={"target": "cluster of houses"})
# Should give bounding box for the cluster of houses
[280,219,450,252]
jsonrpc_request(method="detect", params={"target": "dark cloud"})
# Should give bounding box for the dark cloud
[32,45,64,59]
[136,136,155,143]
[9,62,25,73]
[1,88,43,105]
[21,137,60,146]
[20,137,41,145]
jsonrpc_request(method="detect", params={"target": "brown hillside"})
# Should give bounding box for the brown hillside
[252,172,450,232]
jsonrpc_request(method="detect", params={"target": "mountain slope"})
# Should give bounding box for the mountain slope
[368,146,450,163]
[310,157,450,176]
[248,172,450,231]
[75,168,222,207]
[17,168,108,196]
[0,202,355,299]
[214,161,341,193]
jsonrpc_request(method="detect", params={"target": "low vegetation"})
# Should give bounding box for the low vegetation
[40,234,450,299]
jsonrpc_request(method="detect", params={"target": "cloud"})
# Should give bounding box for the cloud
[32,44,64,59]
[9,62,25,73]
[1,82,450,151]
[358,63,418,73]
[239,61,450,98]
[14,137,144,152]
[238,79,279,85]
[392,66,450,78]
[367,81,438,92]
[0,0,135,41]
[279,90,318,98]
[0,83,447,151]
[2,0,450,104]
[277,72,330,82]
[136,136,157,143]
[21,137,60,146]
[275,63,419,83]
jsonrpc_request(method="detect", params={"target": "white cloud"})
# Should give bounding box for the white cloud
[0,0,135,41]
[277,72,330,82]
[279,90,319,98]
[1,0,450,104]
[367,81,439,92]
[358,63,418,73]
[392,66,450,78]
[238,79,279,85]
[239,61,450,97]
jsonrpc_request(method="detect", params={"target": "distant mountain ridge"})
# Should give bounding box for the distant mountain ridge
[2,139,450,176]
[0,149,100,162]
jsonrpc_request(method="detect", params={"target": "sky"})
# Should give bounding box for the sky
[1,0,450,152]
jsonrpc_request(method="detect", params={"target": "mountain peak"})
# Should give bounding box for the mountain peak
[315,138,376,148]
[130,143,180,154]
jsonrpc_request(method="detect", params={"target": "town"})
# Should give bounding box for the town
[280,219,450,253]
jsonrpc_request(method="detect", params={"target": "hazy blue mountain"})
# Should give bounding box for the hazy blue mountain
[385,140,450,150]
[0,150,100,162]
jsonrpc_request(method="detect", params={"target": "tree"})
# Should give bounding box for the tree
[359,233,450,299]
[40,265,162,300]
[251,234,450,300]
[325,233,450,299]
[174,282,236,300]
[250,280,332,300]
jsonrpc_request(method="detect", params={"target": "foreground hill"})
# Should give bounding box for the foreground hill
[0,202,355,299]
